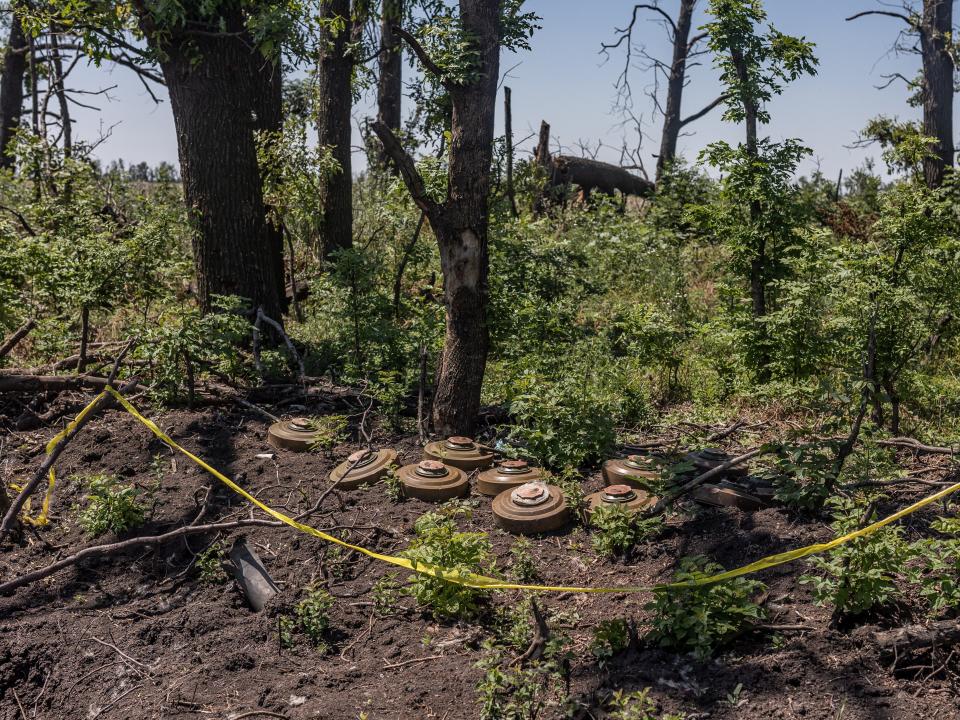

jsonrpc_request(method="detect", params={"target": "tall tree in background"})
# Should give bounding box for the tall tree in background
[602,1,725,181]
[0,5,26,169]
[376,0,404,173]
[373,0,535,434]
[847,0,956,188]
[131,3,287,320]
[702,0,817,374]
[316,0,369,258]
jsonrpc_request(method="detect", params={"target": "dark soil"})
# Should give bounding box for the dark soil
[1,394,958,720]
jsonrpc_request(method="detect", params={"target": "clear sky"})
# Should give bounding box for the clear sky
[67,0,949,180]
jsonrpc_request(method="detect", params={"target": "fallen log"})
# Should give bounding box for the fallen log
[548,155,655,200]
[877,437,958,455]
[0,319,36,359]
[0,373,148,394]
[855,619,960,656]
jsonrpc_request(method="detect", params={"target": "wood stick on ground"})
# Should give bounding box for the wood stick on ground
[257,308,305,387]
[0,342,136,540]
[0,318,36,359]
[877,437,958,455]
[642,445,775,517]
[0,516,282,594]
[0,373,148,394]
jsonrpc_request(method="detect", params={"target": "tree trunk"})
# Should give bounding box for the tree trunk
[428,0,499,436]
[920,0,953,188]
[142,10,286,321]
[316,0,355,258]
[504,86,518,217]
[656,0,695,181]
[372,0,500,436]
[0,7,26,169]
[49,29,71,156]
[377,0,403,173]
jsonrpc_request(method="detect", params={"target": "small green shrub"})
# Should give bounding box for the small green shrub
[372,573,403,616]
[909,517,960,615]
[382,464,405,502]
[476,635,574,720]
[590,618,631,668]
[400,504,492,619]
[799,496,909,616]
[607,688,686,720]
[552,468,587,525]
[75,473,146,537]
[294,585,336,649]
[196,541,227,585]
[645,556,766,659]
[307,415,348,452]
[508,375,616,469]
[590,504,663,559]
[509,538,539,582]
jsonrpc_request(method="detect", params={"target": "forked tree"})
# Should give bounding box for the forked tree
[602,0,726,181]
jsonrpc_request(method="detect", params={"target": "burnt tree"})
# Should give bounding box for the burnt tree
[0,6,26,169]
[372,0,501,436]
[602,1,724,181]
[376,0,404,173]
[134,3,286,320]
[316,0,369,258]
[848,1,956,188]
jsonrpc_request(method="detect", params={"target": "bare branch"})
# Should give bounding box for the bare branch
[391,25,448,86]
[679,93,728,127]
[369,119,438,217]
[846,10,916,27]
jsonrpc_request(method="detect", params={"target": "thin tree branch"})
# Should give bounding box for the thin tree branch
[369,120,438,217]
[678,93,728,127]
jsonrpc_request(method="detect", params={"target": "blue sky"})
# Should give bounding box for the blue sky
[68,0,947,180]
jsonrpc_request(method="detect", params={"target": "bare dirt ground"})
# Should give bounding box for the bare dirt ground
[1,392,958,720]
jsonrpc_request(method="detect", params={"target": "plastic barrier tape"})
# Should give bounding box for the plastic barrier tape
[30,387,960,593]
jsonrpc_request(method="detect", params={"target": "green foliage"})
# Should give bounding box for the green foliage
[645,556,766,659]
[382,465,405,502]
[294,585,336,649]
[860,116,937,178]
[590,618,631,668]
[400,503,492,620]
[705,0,819,127]
[306,415,348,452]
[909,517,960,615]
[508,538,539,582]
[372,573,404,616]
[75,473,146,537]
[196,541,228,585]
[800,496,908,616]
[590,504,663,559]
[137,296,251,403]
[607,688,686,720]
[476,635,573,720]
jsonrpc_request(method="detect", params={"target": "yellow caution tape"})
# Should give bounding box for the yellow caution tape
[14,390,107,526]
[31,386,960,592]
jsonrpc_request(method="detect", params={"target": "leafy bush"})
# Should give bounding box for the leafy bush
[607,688,686,720]
[509,537,539,582]
[645,556,766,659]
[590,618,631,668]
[75,473,146,537]
[799,496,909,616]
[590,504,663,559]
[196,541,227,585]
[508,373,617,469]
[400,503,492,620]
[476,635,573,720]
[306,414,348,452]
[294,585,336,649]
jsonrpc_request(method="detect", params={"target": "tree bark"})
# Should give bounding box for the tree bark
[656,0,696,181]
[372,0,500,436]
[920,0,953,188]
[504,85,518,217]
[0,6,26,169]
[377,0,404,173]
[138,8,286,321]
[316,0,356,258]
